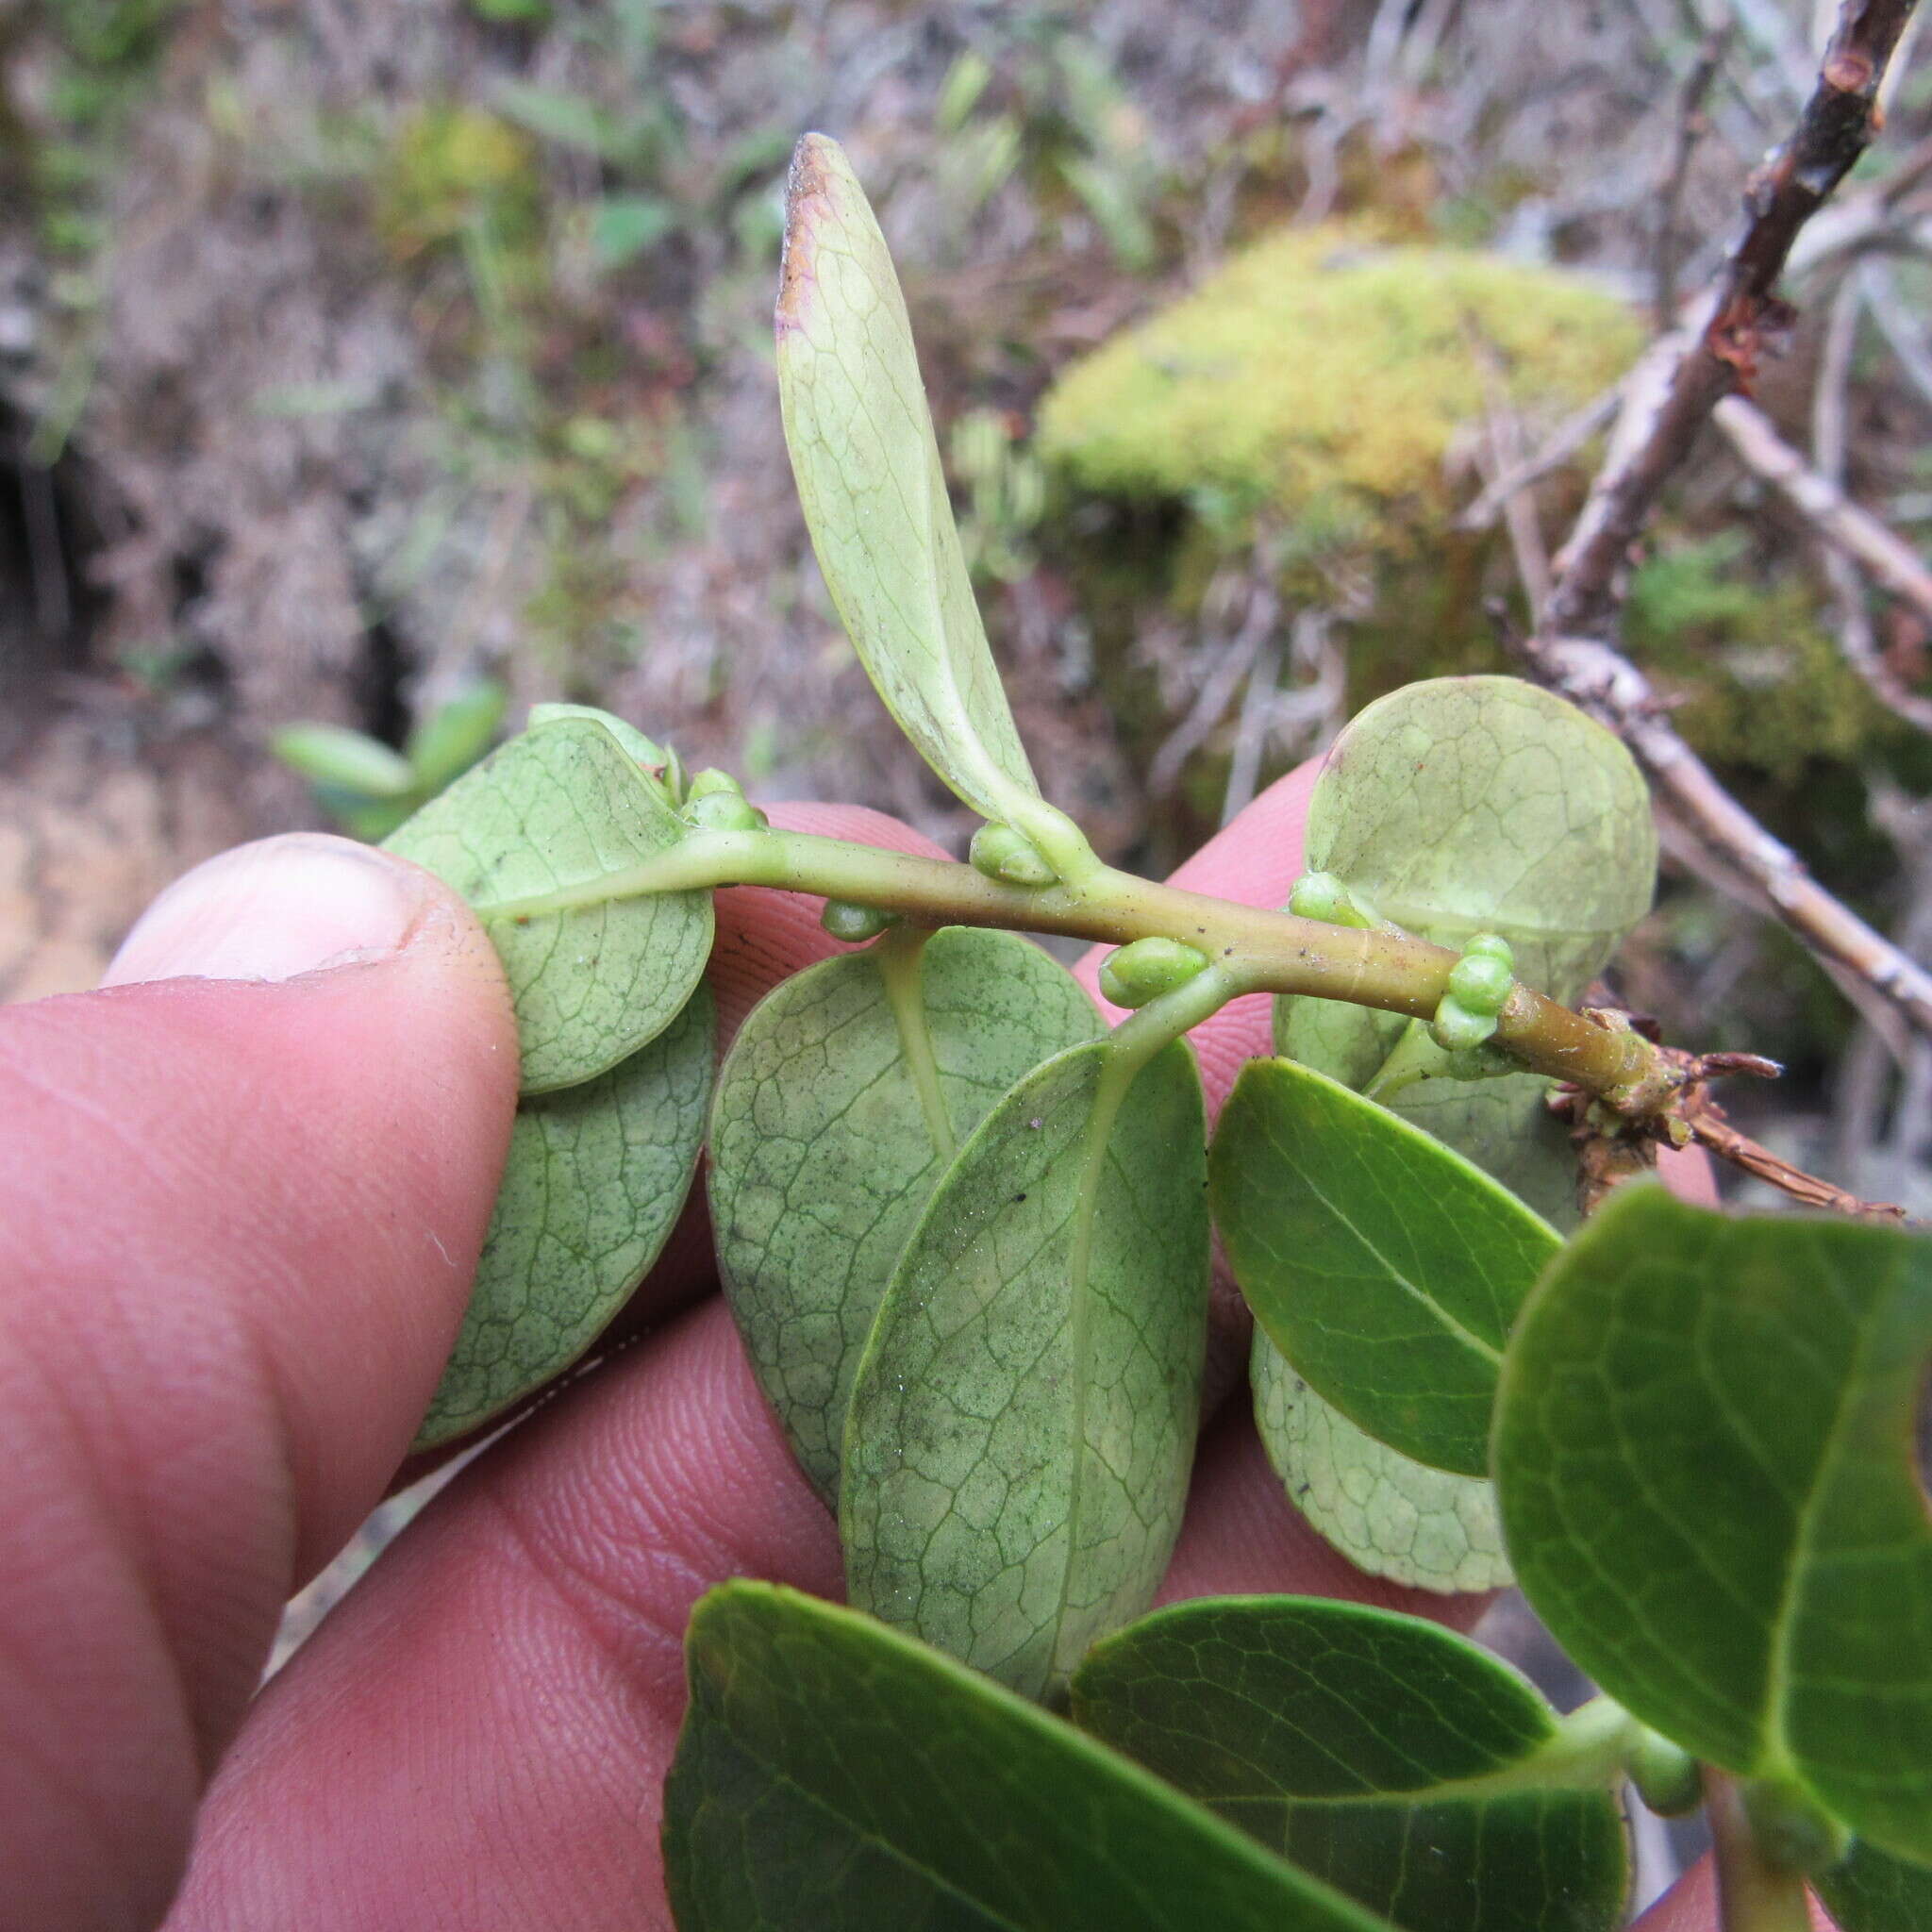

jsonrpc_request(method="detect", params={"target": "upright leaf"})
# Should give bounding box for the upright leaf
[1213,1058,1560,1475]
[1073,1596,1628,1932]
[710,927,1101,1502]
[841,1037,1209,1700]
[1495,1186,1932,1866]
[776,134,1040,826]
[663,1582,1394,1932]
[386,717,713,1093]
[415,987,714,1449]
[1252,1344,1512,1592]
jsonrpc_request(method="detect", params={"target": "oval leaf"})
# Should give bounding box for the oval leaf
[1820,1841,1932,1932]
[274,722,417,797]
[841,1036,1209,1700]
[1072,1596,1628,1932]
[663,1581,1394,1932]
[777,134,1040,825]
[710,927,1101,1502]
[1213,1058,1560,1475]
[1253,1339,1512,1593]
[386,717,713,1093]
[415,986,714,1449]
[1495,1185,1932,1866]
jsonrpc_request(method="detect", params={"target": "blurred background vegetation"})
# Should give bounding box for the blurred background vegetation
[4,0,1931,1212]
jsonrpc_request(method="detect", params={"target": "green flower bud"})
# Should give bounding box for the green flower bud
[1461,932,1515,968]
[1099,937,1210,1009]
[1288,871,1374,928]
[969,823,1058,888]
[685,767,745,802]
[1627,1730,1701,1819]
[1740,1779,1853,1875]
[820,899,898,943]
[686,791,768,833]
[1447,951,1515,1016]
[1430,993,1498,1055]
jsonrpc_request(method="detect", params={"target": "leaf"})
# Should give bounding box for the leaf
[386,718,713,1094]
[405,680,507,793]
[709,927,1101,1502]
[1072,1596,1629,1932]
[1251,1340,1512,1593]
[1820,1841,1932,1932]
[525,702,668,778]
[415,986,713,1449]
[841,1036,1209,1700]
[1213,1059,1558,1474]
[1494,1185,1932,1866]
[662,1581,1395,1932]
[273,723,417,798]
[776,134,1041,826]
[591,192,678,270]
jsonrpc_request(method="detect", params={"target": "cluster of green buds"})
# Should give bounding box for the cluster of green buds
[1098,937,1210,1009]
[683,767,770,834]
[969,823,1058,888]
[1430,934,1516,1053]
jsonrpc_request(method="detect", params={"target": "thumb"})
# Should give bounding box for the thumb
[0,834,517,1929]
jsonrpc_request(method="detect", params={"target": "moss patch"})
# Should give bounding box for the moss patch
[1037,221,1640,561]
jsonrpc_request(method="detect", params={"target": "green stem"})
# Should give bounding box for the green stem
[1708,1774,1818,1932]
[483,828,1667,1110]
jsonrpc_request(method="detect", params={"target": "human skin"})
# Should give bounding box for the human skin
[0,766,1762,1930]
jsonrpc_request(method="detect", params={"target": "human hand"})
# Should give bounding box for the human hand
[0,771,1759,1930]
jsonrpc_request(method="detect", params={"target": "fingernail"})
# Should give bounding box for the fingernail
[104,835,431,988]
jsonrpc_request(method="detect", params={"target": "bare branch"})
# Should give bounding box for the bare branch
[1519,635,1932,1036]
[1544,0,1920,641]
[1655,25,1735,324]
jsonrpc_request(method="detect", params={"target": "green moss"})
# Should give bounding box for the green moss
[1036,221,1641,562]
[1624,536,1890,782]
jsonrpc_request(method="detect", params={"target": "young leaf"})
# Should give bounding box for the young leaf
[841,1037,1209,1701]
[405,679,507,793]
[1495,1185,1932,1867]
[663,1581,1395,1932]
[1213,1058,1560,1475]
[709,927,1101,1502]
[1252,1341,1512,1593]
[273,722,417,798]
[1819,1840,1932,1932]
[414,986,714,1449]
[1072,1596,1629,1932]
[776,134,1041,828]
[386,717,713,1093]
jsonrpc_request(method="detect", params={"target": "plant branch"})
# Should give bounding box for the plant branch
[1544,0,1920,641]
[485,827,1669,1104]
[1517,635,1932,1037]
[1707,1774,1818,1932]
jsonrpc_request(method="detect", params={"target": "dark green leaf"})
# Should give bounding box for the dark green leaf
[663,1581,1395,1932]
[777,135,1041,829]
[1213,1058,1559,1475]
[1252,1341,1511,1592]
[841,1037,1209,1699]
[1072,1596,1628,1932]
[386,718,713,1093]
[710,927,1101,1502]
[1820,1841,1932,1932]
[1495,1185,1932,1866]
[415,987,713,1449]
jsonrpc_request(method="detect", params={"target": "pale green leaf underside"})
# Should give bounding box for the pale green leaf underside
[777,135,1039,824]
[1495,1186,1932,1866]
[387,717,713,1094]
[1073,1596,1627,1932]
[710,927,1101,1501]
[1301,675,1656,992]
[1213,1058,1559,1475]
[1253,1338,1511,1593]
[663,1582,1395,1932]
[841,1037,1209,1700]
[416,987,714,1448]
